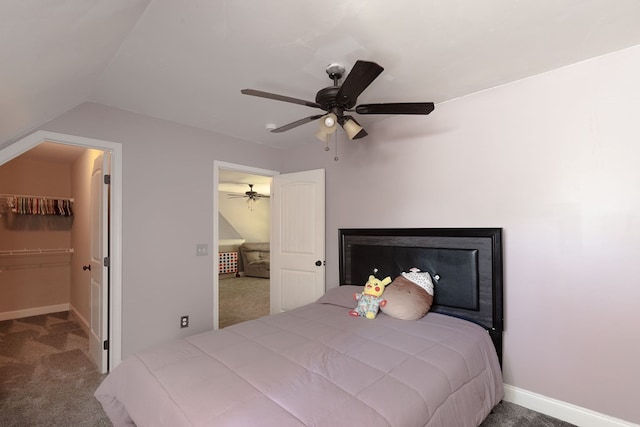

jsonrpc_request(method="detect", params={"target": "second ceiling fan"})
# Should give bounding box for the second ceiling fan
[227,184,269,202]
[241,60,435,142]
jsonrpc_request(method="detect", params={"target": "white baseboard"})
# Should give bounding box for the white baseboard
[0,303,70,321]
[504,384,638,427]
[69,304,90,333]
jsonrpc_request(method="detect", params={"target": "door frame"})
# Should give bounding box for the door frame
[0,130,123,369]
[213,160,278,329]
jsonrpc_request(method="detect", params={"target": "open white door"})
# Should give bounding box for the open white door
[271,169,325,313]
[89,153,109,373]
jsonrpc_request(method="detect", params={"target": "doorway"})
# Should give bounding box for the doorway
[213,161,277,329]
[0,131,122,371]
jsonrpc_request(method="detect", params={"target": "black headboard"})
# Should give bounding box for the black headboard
[339,228,504,363]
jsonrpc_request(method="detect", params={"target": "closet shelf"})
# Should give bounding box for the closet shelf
[0,193,74,202]
[0,248,74,256]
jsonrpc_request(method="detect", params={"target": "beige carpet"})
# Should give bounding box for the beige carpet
[0,311,110,426]
[219,276,270,329]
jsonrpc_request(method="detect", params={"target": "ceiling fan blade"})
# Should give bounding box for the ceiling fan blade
[336,60,384,108]
[271,115,324,133]
[355,102,435,115]
[241,89,322,109]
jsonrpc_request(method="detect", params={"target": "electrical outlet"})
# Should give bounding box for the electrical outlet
[196,244,208,256]
[180,315,189,328]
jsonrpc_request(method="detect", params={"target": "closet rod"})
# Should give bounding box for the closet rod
[0,193,74,202]
[0,248,75,256]
[0,261,70,272]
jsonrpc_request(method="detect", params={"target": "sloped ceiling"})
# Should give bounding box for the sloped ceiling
[3,0,640,149]
[0,1,151,146]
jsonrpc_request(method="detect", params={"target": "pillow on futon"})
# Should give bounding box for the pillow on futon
[244,250,261,263]
[381,270,434,320]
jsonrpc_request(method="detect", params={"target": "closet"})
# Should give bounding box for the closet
[0,148,91,321]
[0,194,75,268]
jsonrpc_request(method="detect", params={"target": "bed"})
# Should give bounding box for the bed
[95,228,504,426]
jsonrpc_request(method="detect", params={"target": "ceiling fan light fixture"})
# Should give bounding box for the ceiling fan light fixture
[315,129,329,143]
[315,113,338,142]
[342,118,366,140]
[323,115,336,128]
[320,113,337,132]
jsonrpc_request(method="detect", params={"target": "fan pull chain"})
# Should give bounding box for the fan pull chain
[322,129,340,161]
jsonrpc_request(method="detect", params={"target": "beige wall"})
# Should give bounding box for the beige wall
[218,194,270,274]
[0,156,73,314]
[218,192,270,244]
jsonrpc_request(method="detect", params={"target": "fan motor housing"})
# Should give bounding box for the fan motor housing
[315,86,354,110]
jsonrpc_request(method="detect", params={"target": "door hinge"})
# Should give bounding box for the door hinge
[103,340,109,350]
[103,257,110,267]
[104,174,111,185]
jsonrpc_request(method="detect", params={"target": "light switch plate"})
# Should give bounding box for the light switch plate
[196,244,208,256]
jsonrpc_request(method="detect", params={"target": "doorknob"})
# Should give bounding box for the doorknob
[82,265,91,271]
[315,260,323,266]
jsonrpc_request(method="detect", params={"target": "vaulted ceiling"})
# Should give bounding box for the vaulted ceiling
[3,1,640,149]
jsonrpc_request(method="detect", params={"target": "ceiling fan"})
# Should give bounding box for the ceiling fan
[241,60,435,142]
[227,184,269,203]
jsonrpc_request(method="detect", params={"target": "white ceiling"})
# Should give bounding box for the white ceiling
[218,169,271,196]
[17,141,86,164]
[3,0,640,150]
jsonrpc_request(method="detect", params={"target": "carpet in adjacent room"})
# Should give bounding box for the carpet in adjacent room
[219,275,270,328]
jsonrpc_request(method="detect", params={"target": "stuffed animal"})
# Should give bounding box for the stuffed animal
[349,275,392,319]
